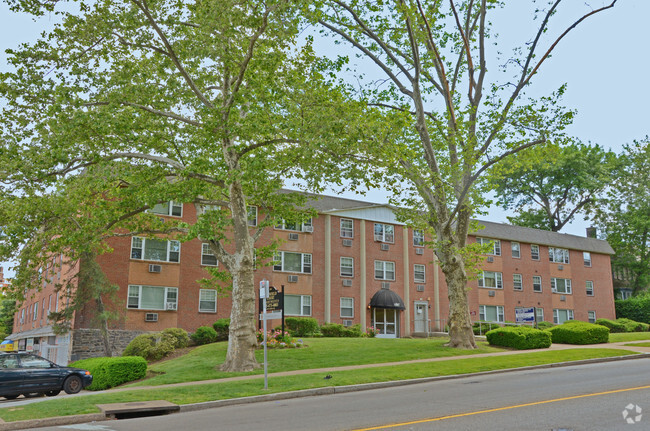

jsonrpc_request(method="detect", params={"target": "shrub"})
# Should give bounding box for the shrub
[191,326,218,345]
[615,294,650,324]
[485,326,552,350]
[70,356,147,391]
[285,317,320,336]
[473,321,501,335]
[213,318,230,341]
[595,318,627,333]
[256,329,303,348]
[122,333,175,361]
[616,318,649,332]
[536,321,555,330]
[161,328,189,349]
[320,323,362,337]
[547,321,609,344]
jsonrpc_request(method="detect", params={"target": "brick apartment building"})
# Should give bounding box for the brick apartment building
[8,194,616,364]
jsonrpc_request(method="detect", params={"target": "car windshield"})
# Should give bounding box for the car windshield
[19,355,53,369]
[0,354,19,369]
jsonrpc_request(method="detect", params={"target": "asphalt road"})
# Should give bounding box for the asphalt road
[32,357,650,431]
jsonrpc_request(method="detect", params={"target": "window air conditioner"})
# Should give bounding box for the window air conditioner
[560,295,566,301]
[380,244,390,251]
[381,281,391,289]
[374,234,383,242]
[342,239,353,247]
[416,285,425,292]
[342,320,353,327]
[342,279,353,287]
[148,264,162,273]
[487,256,494,263]
[302,225,314,233]
[415,248,424,255]
[488,290,495,297]
[288,275,299,283]
[166,302,177,311]
[288,233,299,241]
[145,313,158,322]
[558,265,564,270]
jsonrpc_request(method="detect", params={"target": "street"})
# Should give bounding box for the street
[33,357,650,431]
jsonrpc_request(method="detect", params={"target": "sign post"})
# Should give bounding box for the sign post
[259,279,269,390]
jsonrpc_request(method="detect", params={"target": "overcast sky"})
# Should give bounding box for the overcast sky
[1,1,648,275]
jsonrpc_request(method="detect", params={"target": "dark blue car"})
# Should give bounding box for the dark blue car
[0,353,93,399]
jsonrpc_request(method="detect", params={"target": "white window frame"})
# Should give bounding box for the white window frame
[586,280,594,296]
[340,297,354,318]
[247,206,258,227]
[150,201,183,217]
[127,285,178,311]
[513,274,523,291]
[131,237,180,263]
[285,294,312,316]
[553,309,574,324]
[374,223,395,243]
[478,271,503,289]
[477,237,501,256]
[33,303,38,321]
[413,230,425,247]
[531,244,540,260]
[201,243,218,267]
[276,218,313,232]
[588,311,596,323]
[340,257,354,277]
[199,289,217,313]
[340,218,354,238]
[551,278,572,294]
[583,252,592,267]
[374,260,396,281]
[479,305,504,323]
[273,251,312,274]
[414,264,426,283]
[549,247,570,264]
[535,307,544,323]
[533,275,542,292]
[511,242,520,259]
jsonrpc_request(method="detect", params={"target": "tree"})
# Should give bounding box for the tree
[595,140,650,295]
[490,142,615,232]
[313,1,617,348]
[0,0,363,371]
[0,299,16,340]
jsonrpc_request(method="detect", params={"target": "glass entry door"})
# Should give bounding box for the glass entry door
[373,308,398,338]
[414,301,428,333]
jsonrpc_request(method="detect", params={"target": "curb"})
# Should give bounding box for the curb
[2,353,648,431]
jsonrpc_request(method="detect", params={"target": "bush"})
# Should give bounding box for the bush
[285,317,320,337]
[191,326,218,345]
[595,318,627,333]
[70,356,147,391]
[615,294,650,324]
[473,321,501,335]
[485,326,552,350]
[548,321,609,344]
[616,318,649,332]
[122,333,175,361]
[536,321,554,330]
[320,323,362,337]
[161,328,189,349]
[213,318,230,341]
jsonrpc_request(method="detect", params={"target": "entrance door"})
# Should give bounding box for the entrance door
[414,301,428,333]
[374,308,398,338]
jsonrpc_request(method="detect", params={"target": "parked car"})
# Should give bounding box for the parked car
[0,353,93,399]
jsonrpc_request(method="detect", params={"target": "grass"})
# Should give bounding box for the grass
[608,332,650,343]
[624,342,650,347]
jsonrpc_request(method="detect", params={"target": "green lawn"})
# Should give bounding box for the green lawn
[608,332,650,343]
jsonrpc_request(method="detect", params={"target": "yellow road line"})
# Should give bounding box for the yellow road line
[352,384,650,431]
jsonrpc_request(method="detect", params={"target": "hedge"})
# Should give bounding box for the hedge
[70,356,147,391]
[616,318,649,332]
[161,327,190,348]
[285,317,320,337]
[473,321,501,335]
[191,326,218,345]
[615,295,650,324]
[485,326,552,350]
[320,323,362,337]
[595,318,627,333]
[547,321,609,344]
[213,318,230,341]
[122,333,175,361]
[536,321,555,330]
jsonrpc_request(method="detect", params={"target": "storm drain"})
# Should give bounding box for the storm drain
[97,400,180,420]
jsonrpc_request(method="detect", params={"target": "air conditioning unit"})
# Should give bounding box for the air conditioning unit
[342,239,353,247]
[288,233,299,241]
[558,265,564,270]
[380,244,389,251]
[381,281,390,289]
[145,313,158,322]
[487,256,494,263]
[488,290,495,297]
[166,302,177,311]
[342,320,353,327]
[148,264,162,273]
[302,225,314,233]
[288,275,298,283]
[552,288,558,293]
[415,248,424,255]
[416,284,425,292]
[374,234,383,242]
[342,279,352,287]
[560,295,566,301]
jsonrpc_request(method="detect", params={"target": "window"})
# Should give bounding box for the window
[531,244,540,260]
[414,264,426,283]
[127,285,178,310]
[201,243,218,266]
[285,295,311,316]
[533,276,542,292]
[374,260,396,281]
[374,223,394,243]
[588,311,596,323]
[340,257,354,277]
[513,274,523,291]
[247,206,258,227]
[340,219,354,238]
[551,278,572,294]
[586,280,594,296]
[478,271,503,289]
[479,305,504,323]
[199,289,217,313]
[131,237,180,263]
[276,218,312,232]
[20,308,25,324]
[549,247,570,264]
[413,230,425,247]
[273,252,312,274]
[583,252,592,267]
[553,309,574,324]
[535,308,544,323]
[151,201,183,217]
[33,303,37,321]
[476,237,501,256]
[340,297,354,318]
[511,242,520,258]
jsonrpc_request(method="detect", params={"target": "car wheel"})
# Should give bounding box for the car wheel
[63,375,83,394]
[45,390,61,397]
[2,395,19,400]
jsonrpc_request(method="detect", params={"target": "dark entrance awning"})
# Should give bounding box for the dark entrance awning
[369,289,406,310]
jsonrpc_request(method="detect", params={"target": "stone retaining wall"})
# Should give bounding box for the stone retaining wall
[71,329,146,361]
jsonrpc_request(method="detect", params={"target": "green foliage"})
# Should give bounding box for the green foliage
[122,333,174,361]
[595,318,627,333]
[0,299,16,340]
[473,321,501,335]
[535,321,555,330]
[615,294,650,324]
[285,317,320,337]
[212,318,230,342]
[161,328,189,349]
[320,323,362,337]
[547,321,609,344]
[191,326,218,346]
[70,356,147,391]
[485,326,552,350]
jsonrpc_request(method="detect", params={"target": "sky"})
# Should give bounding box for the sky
[1,1,649,276]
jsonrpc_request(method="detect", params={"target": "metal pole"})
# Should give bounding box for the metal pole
[263,294,268,390]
